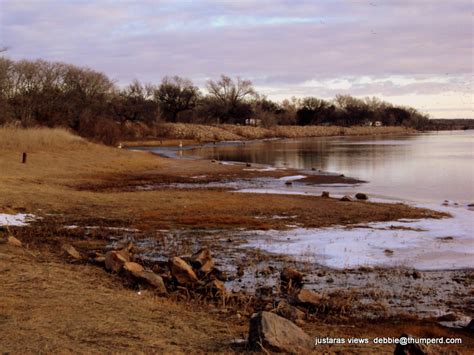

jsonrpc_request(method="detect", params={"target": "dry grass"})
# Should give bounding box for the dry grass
[124,123,414,145]
[1,244,471,353]
[0,127,470,354]
[0,243,237,353]
[0,127,444,228]
[0,126,89,151]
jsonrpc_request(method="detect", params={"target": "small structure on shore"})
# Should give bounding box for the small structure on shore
[245,118,262,126]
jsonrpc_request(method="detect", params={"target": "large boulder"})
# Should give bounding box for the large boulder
[169,257,199,285]
[248,311,314,353]
[104,249,130,273]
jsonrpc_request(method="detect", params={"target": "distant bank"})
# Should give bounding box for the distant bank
[429,119,474,131]
[122,123,414,147]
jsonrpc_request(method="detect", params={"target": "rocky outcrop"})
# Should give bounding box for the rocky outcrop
[355,192,368,200]
[248,311,314,353]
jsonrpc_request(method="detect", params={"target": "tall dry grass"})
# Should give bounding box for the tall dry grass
[0,126,89,151]
[152,123,414,142]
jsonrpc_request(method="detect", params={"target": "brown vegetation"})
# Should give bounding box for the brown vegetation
[124,123,414,146]
[1,128,468,353]
[0,127,443,231]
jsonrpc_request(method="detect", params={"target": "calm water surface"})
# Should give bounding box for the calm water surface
[182,130,474,203]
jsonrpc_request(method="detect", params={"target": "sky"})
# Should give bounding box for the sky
[1,0,472,118]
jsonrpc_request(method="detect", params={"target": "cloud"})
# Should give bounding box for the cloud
[1,0,472,117]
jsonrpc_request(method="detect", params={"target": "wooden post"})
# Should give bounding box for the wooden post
[22,152,27,164]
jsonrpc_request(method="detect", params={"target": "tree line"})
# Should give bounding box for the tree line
[0,56,430,143]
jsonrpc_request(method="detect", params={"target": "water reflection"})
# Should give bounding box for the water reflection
[183,131,474,203]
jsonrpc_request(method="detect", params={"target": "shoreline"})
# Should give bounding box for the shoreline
[1,127,472,353]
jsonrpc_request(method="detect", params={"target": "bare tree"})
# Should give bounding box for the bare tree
[154,76,199,122]
[205,75,256,123]
[207,75,255,107]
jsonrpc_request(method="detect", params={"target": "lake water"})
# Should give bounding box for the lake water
[139,130,474,270]
[182,130,474,204]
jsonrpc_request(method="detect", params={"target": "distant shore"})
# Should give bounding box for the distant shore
[121,123,415,147]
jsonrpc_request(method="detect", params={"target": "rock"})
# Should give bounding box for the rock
[276,300,305,322]
[169,257,199,285]
[248,311,314,353]
[94,256,106,264]
[285,181,293,186]
[190,248,215,275]
[412,271,421,279]
[394,334,428,355]
[246,163,252,167]
[123,262,144,274]
[104,250,130,273]
[437,313,458,322]
[236,265,245,277]
[295,319,306,327]
[321,191,330,198]
[280,267,304,290]
[311,167,316,171]
[190,248,212,268]
[209,268,228,281]
[204,279,227,297]
[340,195,353,202]
[7,236,22,247]
[294,288,323,307]
[62,244,82,260]
[134,271,167,294]
[256,286,273,300]
[355,192,368,200]
[465,319,474,332]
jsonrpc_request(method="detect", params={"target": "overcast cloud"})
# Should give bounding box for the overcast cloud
[1,0,472,118]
